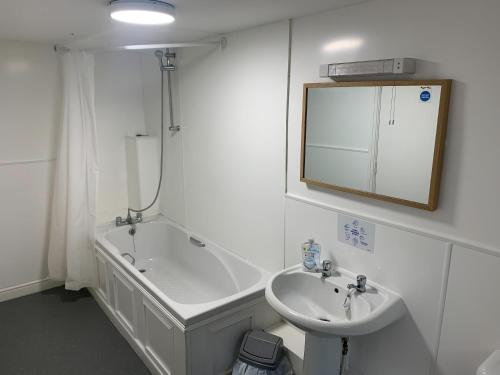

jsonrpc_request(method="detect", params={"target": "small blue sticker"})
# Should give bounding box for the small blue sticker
[420,90,431,102]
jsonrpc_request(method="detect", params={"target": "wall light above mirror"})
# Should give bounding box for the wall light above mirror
[300,80,452,210]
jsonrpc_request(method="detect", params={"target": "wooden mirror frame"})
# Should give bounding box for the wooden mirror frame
[300,80,452,211]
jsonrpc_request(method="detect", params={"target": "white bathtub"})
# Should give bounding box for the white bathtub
[92,217,278,375]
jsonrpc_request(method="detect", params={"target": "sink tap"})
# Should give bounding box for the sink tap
[320,259,333,279]
[348,275,367,293]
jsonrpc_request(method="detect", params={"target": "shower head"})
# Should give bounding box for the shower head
[154,49,175,71]
[154,50,164,67]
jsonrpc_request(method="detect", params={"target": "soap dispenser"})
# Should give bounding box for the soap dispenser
[302,239,321,272]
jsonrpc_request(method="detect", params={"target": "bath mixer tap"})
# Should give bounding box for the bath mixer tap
[348,275,367,293]
[116,212,143,227]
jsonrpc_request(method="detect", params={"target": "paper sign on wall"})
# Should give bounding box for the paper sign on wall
[338,214,375,252]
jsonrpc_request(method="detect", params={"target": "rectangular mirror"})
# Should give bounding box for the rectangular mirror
[300,80,451,210]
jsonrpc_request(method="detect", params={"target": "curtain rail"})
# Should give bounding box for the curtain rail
[54,38,226,53]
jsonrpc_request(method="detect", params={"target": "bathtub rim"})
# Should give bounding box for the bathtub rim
[95,215,270,326]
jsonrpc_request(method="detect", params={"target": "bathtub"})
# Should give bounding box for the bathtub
[92,217,279,375]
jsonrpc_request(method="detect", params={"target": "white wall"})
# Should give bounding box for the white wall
[176,21,290,272]
[288,0,500,249]
[286,0,500,374]
[436,246,500,375]
[140,52,186,226]
[95,51,149,223]
[94,50,186,225]
[0,40,60,293]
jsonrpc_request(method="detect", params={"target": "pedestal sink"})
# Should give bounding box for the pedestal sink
[265,264,406,375]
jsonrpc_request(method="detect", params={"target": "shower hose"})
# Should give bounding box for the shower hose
[127,60,174,218]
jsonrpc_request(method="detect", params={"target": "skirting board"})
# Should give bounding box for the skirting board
[0,278,63,303]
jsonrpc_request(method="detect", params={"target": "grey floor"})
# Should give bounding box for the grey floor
[0,287,151,375]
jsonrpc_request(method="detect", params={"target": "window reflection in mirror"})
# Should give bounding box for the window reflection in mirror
[301,80,451,210]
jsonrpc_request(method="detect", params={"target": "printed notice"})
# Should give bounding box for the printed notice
[338,214,375,252]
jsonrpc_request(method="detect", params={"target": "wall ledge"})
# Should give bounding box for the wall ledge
[286,193,500,258]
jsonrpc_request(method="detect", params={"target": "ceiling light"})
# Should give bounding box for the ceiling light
[109,0,176,25]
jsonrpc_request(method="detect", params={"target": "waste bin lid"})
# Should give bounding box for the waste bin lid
[238,330,284,370]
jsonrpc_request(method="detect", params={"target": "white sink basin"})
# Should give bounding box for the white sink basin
[266,265,406,374]
[265,264,405,337]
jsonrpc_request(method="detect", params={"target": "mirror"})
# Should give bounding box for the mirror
[300,80,451,210]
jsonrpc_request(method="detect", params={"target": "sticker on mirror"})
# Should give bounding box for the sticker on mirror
[420,86,432,103]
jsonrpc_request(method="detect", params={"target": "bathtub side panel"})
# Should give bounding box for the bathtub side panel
[93,245,187,375]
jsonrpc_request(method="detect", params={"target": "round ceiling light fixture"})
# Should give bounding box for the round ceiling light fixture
[109,0,176,25]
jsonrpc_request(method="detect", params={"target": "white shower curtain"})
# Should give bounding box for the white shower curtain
[48,51,99,290]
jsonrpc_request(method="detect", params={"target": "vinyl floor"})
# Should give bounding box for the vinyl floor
[0,286,151,375]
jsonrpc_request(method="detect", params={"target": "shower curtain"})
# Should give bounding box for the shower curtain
[48,51,99,290]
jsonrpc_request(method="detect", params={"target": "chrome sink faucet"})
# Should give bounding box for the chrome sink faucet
[348,275,367,293]
[344,275,367,313]
[319,260,334,279]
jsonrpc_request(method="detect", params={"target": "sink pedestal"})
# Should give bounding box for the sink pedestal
[303,332,343,375]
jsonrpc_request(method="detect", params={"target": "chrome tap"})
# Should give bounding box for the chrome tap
[320,259,334,279]
[348,275,367,293]
[116,212,143,227]
[344,275,367,316]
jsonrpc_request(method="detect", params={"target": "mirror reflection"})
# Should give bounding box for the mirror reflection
[301,81,451,210]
